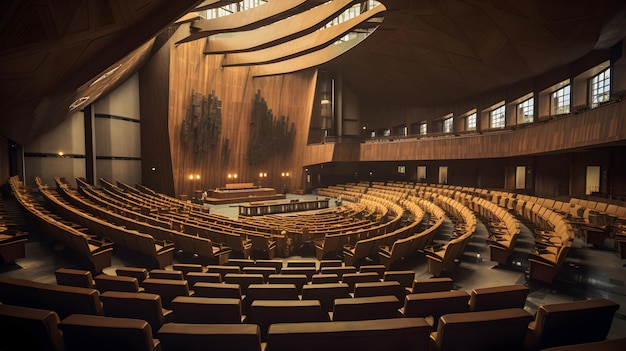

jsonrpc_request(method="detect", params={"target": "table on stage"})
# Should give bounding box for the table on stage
[238,198,330,216]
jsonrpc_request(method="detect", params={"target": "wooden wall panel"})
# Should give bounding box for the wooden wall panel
[360,101,626,161]
[139,32,175,196]
[168,28,319,197]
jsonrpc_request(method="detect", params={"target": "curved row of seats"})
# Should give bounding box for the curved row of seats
[55,178,233,266]
[1,264,620,351]
[0,195,28,264]
[316,184,448,270]
[37,177,176,270]
[8,176,113,272]
[82,179,399,260]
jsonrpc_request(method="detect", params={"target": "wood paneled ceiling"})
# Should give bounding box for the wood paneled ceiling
[1,0,624,145]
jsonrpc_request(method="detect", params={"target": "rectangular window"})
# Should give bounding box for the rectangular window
[490,105,505,128]
[466,112,476,131]
[420,122,427,135]
[417,166,426,182]
[397,165,406,174]
[552,85,570,115]
[590,68,611,108]
[586,166,600,195]
[515,166,526,190]
[443,117,453,133]
[517,98,534,124]
[383,129,391,136]
[438,166,448,184]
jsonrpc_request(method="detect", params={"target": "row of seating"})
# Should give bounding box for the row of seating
[1,292,619,351]
[365,182,577,283]
[317,184,448,269]
[36,177,175,270]
[0,196,28,264]
[423,192,477,276]
[8,176,113,272]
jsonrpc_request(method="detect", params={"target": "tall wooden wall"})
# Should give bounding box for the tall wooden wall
[167,25,318,197]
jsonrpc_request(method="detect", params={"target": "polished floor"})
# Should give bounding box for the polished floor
[2,193,625,340]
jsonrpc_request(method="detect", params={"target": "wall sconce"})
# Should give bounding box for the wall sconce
[189,174,194,180]
[228,173,238,179]
[281,172,290,177]
[195,174,200,180]
[259,172,267,178]
[57,151,64,157]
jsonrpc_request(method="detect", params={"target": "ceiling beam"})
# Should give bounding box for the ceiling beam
[177,0,328,44]
[222,6,386,67]
[203,0,360,54]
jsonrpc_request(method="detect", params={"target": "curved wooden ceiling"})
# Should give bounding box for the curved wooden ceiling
[1,0,625,145]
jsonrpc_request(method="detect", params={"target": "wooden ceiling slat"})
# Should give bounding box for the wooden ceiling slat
[222,6,386,67]
[178,0,328,44]
[203,0,359,54]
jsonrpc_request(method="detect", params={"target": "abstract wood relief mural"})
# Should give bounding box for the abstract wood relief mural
[180,90,222,155]
[247,90,295,167]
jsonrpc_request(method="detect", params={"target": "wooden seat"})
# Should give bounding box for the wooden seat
[468,284,529,312]
[266,318,432,351]
[403,290,470,328]
[242,283,299,315]
[524,298,620,351]
[383,270,416,291]
[320,266,357,279]
[429,308,533,351]
[311,273,340,284]
[141,278,193,309]
[171,296,242,324]
[267,274,308,294]
[205,264,240,278]
[115,267,149,283]
[242,266,276,282]
[186,272,222,287]
[540,338,626,351]
[301,282,351,313]
[249,234,277,259]
[341,272,380,291]
[279,266,317,281]
[55,268,95,289]
[59,314,160,351]
[223,273,264,294]
[246,300,326,341]
[193,282,242,299]
[0,303,65,351]
[358,264,386,278]
[157,323,261,351]
[100,291,173,338]
[255,259,284,273]
[315,234,344,260]
[95,274,144,293]
[409,277,454,294]
[353,281,405,307]
[331,295,400,321]
[149,269,184,280]
[39,284,104,320]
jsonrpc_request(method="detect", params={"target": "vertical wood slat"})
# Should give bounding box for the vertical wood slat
[167,25,318,197]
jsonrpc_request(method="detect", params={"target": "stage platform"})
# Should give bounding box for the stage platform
[203,186,285,205]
